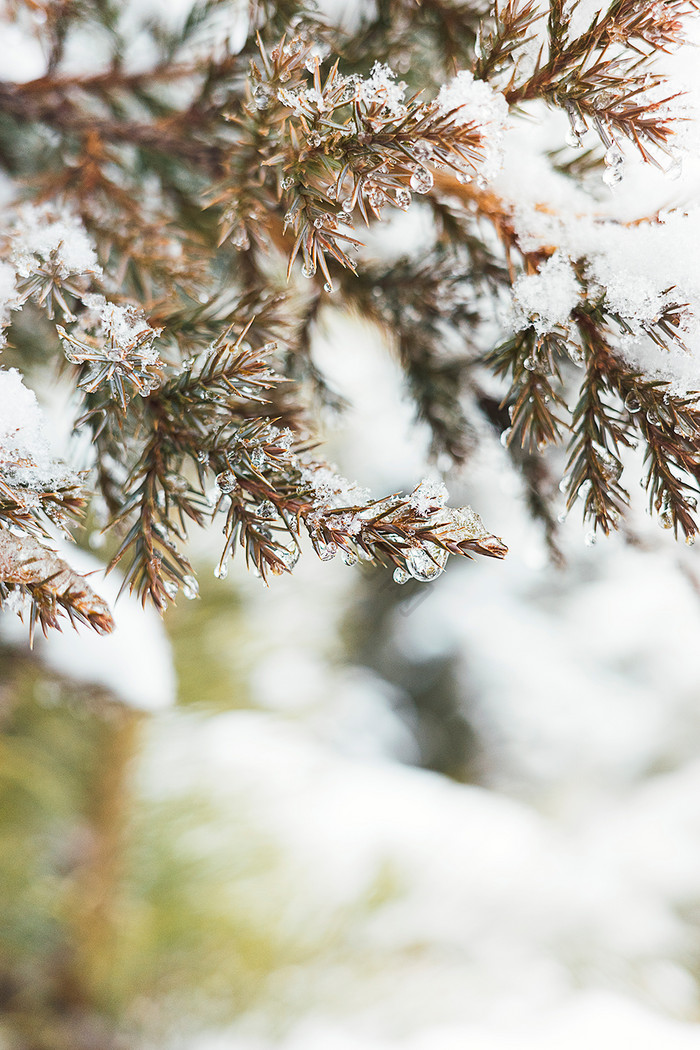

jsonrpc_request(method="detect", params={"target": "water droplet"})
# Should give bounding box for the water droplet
[301,262,316,278]
[523,356,536,371]
[282,176,294,189]
[500,428,512,448]
[624,391,641,413]
[324,281,334,293]
[410,166,434,194]
[316,540,338,561]
[215,471,237,494]
[395,188,411,209]
[592,442,622,482]
[406,544,448,582]
[584,530,597,546]
[342,198,354,214]
[307,131,322,148]
[252,83,273,110]
[603,145,624,187]
[646,408,662,426]
[341,549,358,566]
[659,508,674,529]
[256,499,276,519]
[279,545,300,570]
[686,533,696,547]
[250,447,266,469]
[214,560,228,579]
[393,566,410,585]
[413,140,433,161]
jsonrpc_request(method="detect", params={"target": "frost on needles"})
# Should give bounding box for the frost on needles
[1,0,700,636]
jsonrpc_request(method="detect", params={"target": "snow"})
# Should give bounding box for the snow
[10,202,100,279]
[437,70,509,180]
[358,63,407,118]
[0,367,77,490]
[510,251,580,336]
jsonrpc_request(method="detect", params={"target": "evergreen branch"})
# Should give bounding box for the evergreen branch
[0,532,114,642]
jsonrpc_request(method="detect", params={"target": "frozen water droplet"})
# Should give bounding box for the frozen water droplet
[307,131,322,148]
[214,560,228,579]
[523,356,536,371]
[646,408,662,426]
[316,540,337,562]
[603,145,624,188]
[279,545,300,570]
[342,198,354,214]
[395,188,411,209]
[215,471,237,494]
[301,262,316,278]
[324,281,334,293]
[410,167,434,194]
[252,83,273,110]
[282,176,294,189]
[500,427,512,448]
[256,500,276,519]
[659,508,674,530]
[624,392,641,413]
[413,140,433,161]
[592,442,622,482]
[686,533,696,547]
[584,530,597,546]
[559,473,571,493]
[393,566,410,585]
[164,580,178,599]
[341,549,358,566]
[406,544,448,582]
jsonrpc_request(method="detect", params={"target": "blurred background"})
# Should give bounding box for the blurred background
[5,3,700,1049]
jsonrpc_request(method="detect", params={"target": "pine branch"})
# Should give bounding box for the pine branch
[0,532,113,642]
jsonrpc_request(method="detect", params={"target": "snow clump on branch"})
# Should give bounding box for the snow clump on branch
[437,70,510,180]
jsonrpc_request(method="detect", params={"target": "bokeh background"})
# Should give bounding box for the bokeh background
[4,3,700,1049]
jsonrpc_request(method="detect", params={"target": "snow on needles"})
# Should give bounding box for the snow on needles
[511,252,580,336]
[437,70,509,181]
[11,201,100,279]
[0,367,77,490]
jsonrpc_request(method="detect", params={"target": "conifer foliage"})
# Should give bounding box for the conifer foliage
[0,0,698,635]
